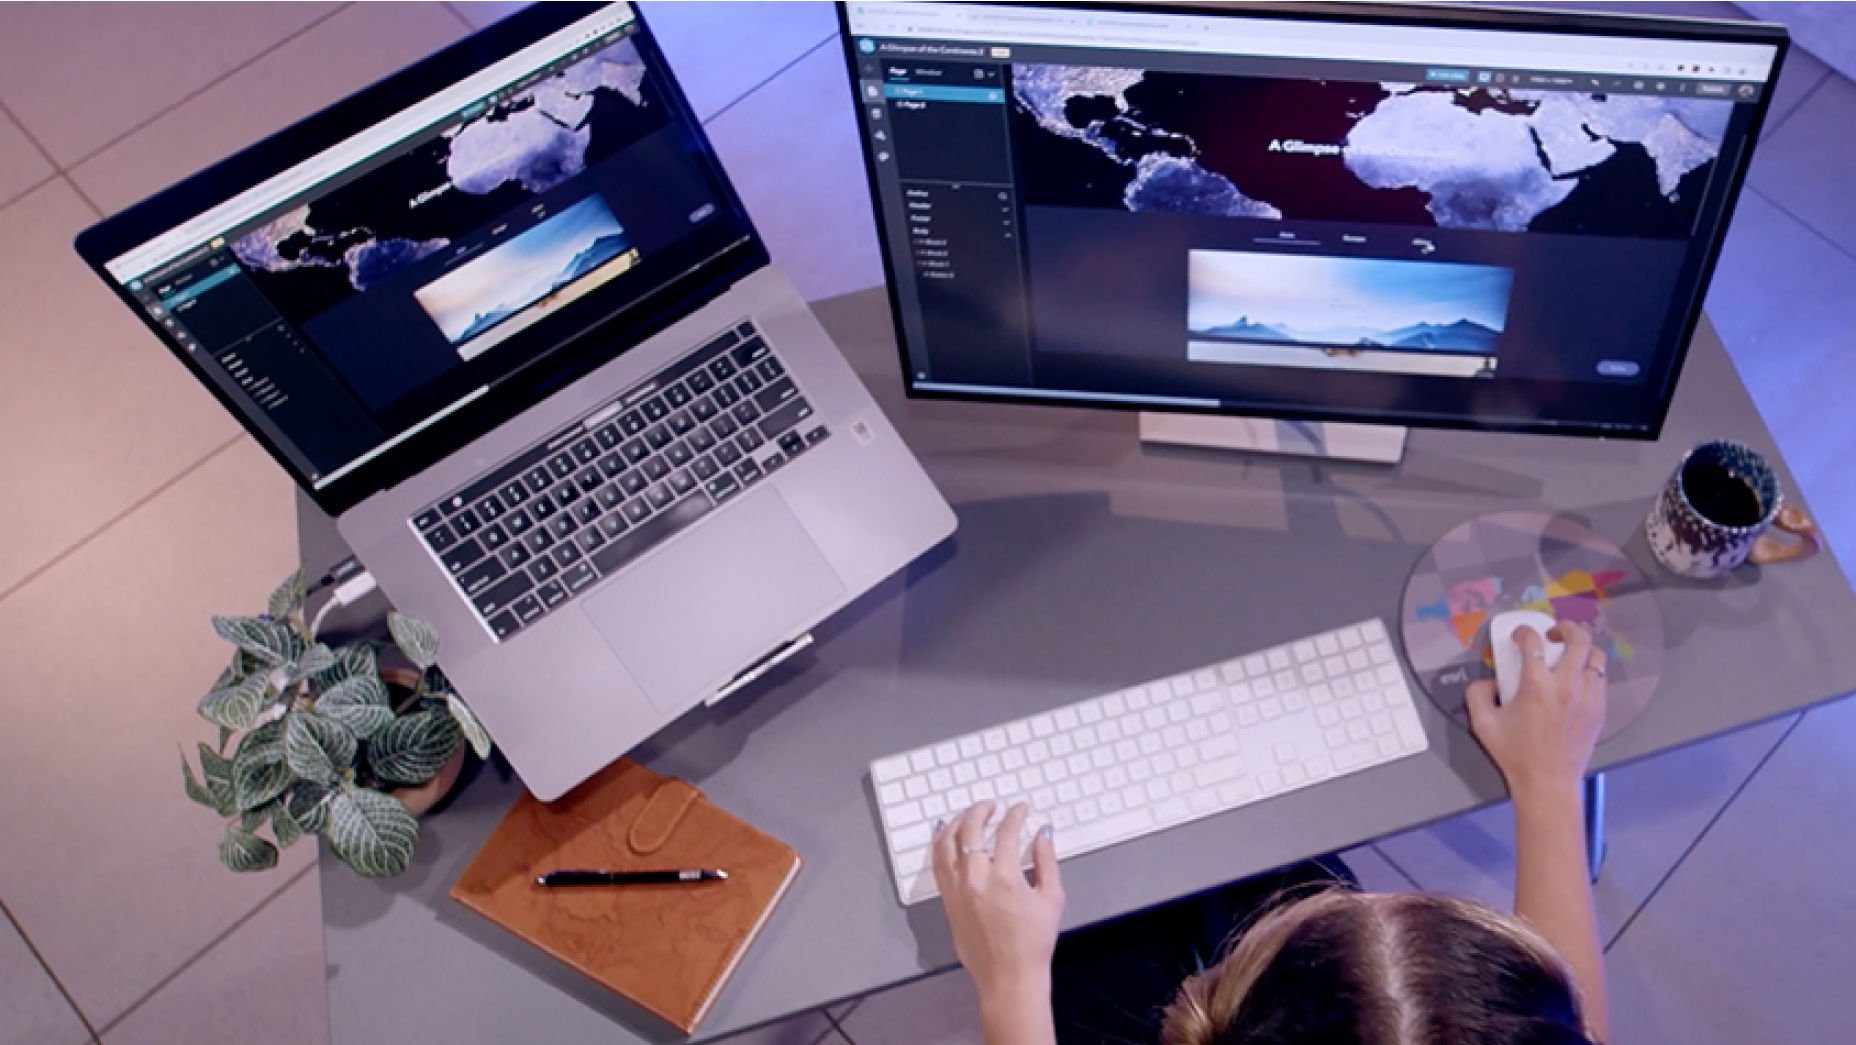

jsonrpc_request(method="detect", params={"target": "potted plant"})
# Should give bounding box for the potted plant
[179,568,492,877]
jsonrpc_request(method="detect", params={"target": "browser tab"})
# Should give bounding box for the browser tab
[1425,68,1471,83]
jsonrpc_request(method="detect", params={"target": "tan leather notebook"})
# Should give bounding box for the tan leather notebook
[450,759,802,1034]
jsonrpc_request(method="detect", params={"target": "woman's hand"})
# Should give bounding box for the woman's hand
[1466,621,1609,805]
[932,801,1064,1021]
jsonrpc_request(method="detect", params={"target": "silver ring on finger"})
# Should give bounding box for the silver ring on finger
[959,845,977,857]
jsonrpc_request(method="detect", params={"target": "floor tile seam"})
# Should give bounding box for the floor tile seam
[1601,710,1804,954]
[89,860,316,1039]
[822,1001,861,1045]
[0,93,61,180]
[60,171,102,218]
[55,3,355,176]
[1744,183,1856,269]
[0,896,103,1044]
[1760,64,1832,142]
[0,170,60,216]
[0,433,246,608]
[700,32,842,128]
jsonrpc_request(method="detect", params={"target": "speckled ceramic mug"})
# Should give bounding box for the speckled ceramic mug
[1645,440,1821,579]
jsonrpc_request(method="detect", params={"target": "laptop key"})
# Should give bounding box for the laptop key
[643,456,671,481]
[502,542,532,570]
[548,452,575,479]
[711,412,739,440]
[706,473,742,503]
[761,449,787,473]
[480,523,509,551]
[715,441,742,468]
[692,397,718,422]
[590,493,714,578]
[733,457,763,485]
[574,499,602,525]
[622,499,652,524]
[758,396,814,440]
[692,456,719,481]
[489,612,521,641]
[713,381,741,408]
[530,554,559,582]
[688,369,714,395]
[689,426,717,453]
[669,469,696,495]
[622,437,650,463]
[461,555,511,599]
[526,465,554,491]
[505,508,533,536]
[553,542,582,568]
[442,537,485,574]
[779,431,807,457]
[667,441,694,467]
[524,528,554,555]
[530,496,557,521]
[477,494,505,521]
[597,453,627,479]
[598,513,629,539]
[572,438,599,465]
[620,471,648,496]
[537,580,569,609]
[594,424,623,451]
[756,355,785,382]
[620,409,647,436]
[664,382,692,409]
[451,508,482,536]
[576,467,602,493]
[734,369,764,397]
[423,522,457,553]
[645,424,673,450]
[641,397,669,423]
[709,356,737,382]
[577,527,607,554]
[562,561,599,593]
[553,483,580,508]
[806,425,830,446]
[548,514,577,541]
[510,594,544,625]
[754,377,799,413]
[731,336,770,367]
[414,507,445,531]
[595,484,625,510]
[668,411,694,436]
[500,480,529,506]
[646,484,675,510]
[735,427,764,454]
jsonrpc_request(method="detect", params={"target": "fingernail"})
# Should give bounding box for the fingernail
[933,819,944,834]
[1039,824,1054,842]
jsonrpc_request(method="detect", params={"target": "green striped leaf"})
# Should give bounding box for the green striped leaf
[282,644,336,687]
[269,800,304,849]
[310,644,377,694]
[267,567,308,620]
[218,825,279,873]
[316,675,393,740]
[197,673,272,731]
[213,616,303,666]
[388,612,440,670]
[367,709,460,786]
[327,787,418,877]
[285,711,356,786]
[181,749,218,810]
[197,743,235,815]
[232,720,291,812]
[446,694,493,759]
[286,783,332,834]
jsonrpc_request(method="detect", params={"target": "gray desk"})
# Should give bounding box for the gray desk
[307,289,1856,1044]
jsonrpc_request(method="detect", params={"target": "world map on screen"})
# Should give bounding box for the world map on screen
[1010,64,1733,238]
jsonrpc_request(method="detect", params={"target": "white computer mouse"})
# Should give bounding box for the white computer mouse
[1490,610,1563,705]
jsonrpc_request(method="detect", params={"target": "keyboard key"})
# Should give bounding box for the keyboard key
[414,507,445,531]
[423,522,457,553]
[619,409,647,436]
[512,594,545,624]
[688,369,715,396]
[572,438,599,465]
[645,425,674,450]
[526,465,554,491]
[548,453,575,479]
[756,356,785,382]
[594,424,623,451]
[641,397,669,422]
[523,528,554,556]
[668,411,695,436]
[501,542,532,571]
[472,571,531,618]
[757,395,814,440]
[707,473,741,503]
[450,508,481,537]
[442,537,485,574]
[805,425,829,446]
[488,612,521,641]
[530,555,559,583]
[537,580,569,609]
[598,513,629,539]
[561,561,598,593]
[663,382,692,409]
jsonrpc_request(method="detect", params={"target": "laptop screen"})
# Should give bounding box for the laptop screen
[87,3,757,500]
[840,2,1784,438]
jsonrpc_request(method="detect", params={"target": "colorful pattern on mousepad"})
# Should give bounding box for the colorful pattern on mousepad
[1401,511,1663,742]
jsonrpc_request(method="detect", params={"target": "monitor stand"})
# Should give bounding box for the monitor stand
[1139,413,1407,465]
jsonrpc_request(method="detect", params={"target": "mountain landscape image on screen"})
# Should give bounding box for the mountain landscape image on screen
[1187,250,1514,356]
[414,195,635,346]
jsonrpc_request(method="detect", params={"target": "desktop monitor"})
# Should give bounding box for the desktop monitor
[838,2,1787,439]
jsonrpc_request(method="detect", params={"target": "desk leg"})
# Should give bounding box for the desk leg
[1584,773,1608,883]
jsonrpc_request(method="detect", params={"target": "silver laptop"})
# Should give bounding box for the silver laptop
[77,2,954,800]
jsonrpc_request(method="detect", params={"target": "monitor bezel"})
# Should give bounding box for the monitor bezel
[75,2,769,517]
[836,0,1790,442]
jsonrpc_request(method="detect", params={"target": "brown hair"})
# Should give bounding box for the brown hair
[1159,890,1595,1045]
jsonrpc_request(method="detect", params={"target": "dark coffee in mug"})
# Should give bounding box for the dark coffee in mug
[1680,461,1763,528]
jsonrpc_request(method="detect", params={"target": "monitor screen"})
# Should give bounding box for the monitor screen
[79,3,759,509]
[840,1,1786,438]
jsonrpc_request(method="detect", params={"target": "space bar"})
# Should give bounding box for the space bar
[1051,808,1156,860]
[589,494,715,577]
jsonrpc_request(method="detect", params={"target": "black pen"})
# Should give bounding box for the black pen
[535,869,729,887]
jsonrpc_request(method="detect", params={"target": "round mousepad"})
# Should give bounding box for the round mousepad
[1401,511,1663,742]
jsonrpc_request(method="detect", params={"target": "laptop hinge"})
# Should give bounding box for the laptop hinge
[705,633,814,707]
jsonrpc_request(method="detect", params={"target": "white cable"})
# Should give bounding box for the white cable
[309,570,378,639]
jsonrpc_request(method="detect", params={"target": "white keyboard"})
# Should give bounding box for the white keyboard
[869,619,1428,904]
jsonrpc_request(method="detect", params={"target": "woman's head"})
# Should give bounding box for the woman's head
[1160,890,1595,1045]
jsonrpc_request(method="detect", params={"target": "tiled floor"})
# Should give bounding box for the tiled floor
[0,3,1851,1044]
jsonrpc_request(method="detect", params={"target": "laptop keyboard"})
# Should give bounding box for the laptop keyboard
[411,320,830,642]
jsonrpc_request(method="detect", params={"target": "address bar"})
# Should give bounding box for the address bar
[106,3,637,282]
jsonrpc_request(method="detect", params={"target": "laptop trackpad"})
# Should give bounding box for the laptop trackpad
[582,487,846,711]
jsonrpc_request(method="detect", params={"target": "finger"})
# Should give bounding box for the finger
[1513,627,1554,695]
[994,802,1031,879]
[956,800,997,863]
[930,818,957,889]
[1465,678,1500,734]
[1556,622,1593,680]
[1030,824,1064,901]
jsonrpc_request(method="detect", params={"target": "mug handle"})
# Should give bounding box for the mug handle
[1749,504,1822,566]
